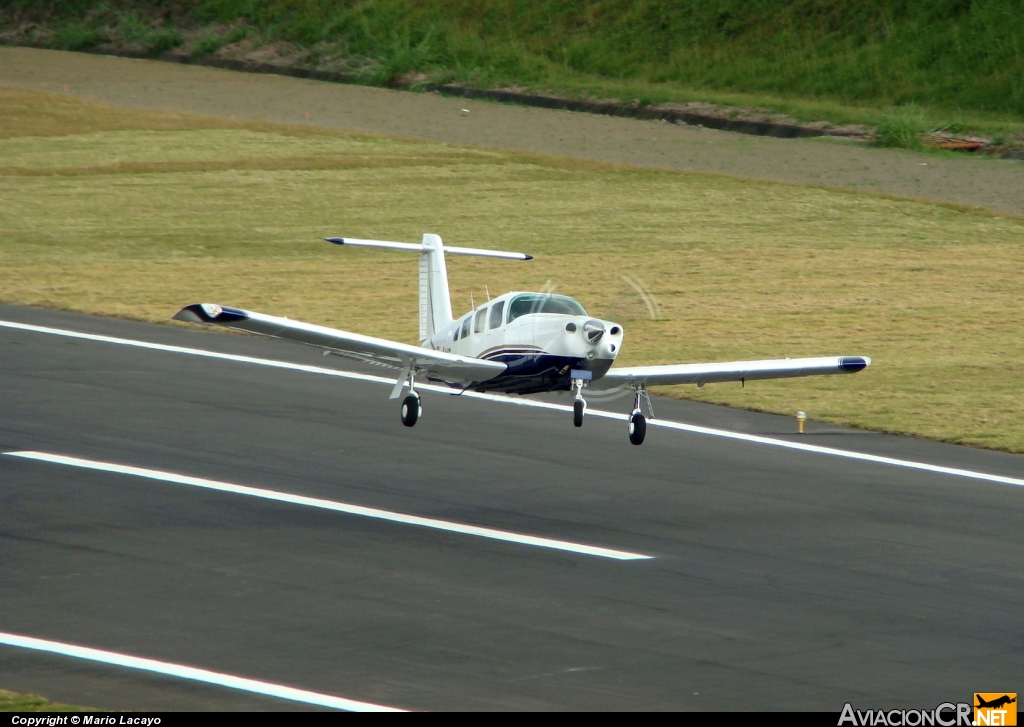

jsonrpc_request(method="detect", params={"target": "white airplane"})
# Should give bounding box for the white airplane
[174,234,870,445]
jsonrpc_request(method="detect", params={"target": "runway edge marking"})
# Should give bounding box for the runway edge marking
[3,318,1023,490]
[0,631,404,712]
[4,451,653,561]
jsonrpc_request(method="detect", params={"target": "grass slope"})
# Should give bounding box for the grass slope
[2,86,1024,450]
[3,1,1024,133]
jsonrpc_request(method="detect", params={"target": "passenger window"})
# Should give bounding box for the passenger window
[461,317,471,339]
[489,301,505,329]
[474,308,487,334]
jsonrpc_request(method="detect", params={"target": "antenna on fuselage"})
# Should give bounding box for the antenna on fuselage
[485,285,490,302]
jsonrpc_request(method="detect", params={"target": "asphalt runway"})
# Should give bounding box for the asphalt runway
[1,302,1022,711]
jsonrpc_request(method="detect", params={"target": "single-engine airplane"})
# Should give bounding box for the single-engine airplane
[174,234,870,445]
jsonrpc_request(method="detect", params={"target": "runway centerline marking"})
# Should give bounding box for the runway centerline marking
[4,451,653,561]
[3,318,1023,490]
[0,631,404,712]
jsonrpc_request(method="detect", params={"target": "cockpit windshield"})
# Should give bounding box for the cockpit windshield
[507,294,587,323]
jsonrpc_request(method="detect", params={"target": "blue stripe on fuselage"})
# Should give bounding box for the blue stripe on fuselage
[473,353,583,394]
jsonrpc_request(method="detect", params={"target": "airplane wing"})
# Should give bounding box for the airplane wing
[172,303,506,393]
[591,356,870,390]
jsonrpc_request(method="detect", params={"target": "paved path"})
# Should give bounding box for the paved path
[2,46,1023,215]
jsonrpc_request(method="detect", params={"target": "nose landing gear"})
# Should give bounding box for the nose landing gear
[573,398,586,427]
[571,371,590,427]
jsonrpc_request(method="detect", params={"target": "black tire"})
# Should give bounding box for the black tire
[628,412,646,445]
[573,399,584,428]
[401,394,420,427]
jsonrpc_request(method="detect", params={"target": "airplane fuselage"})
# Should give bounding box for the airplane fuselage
[173,232,871,445]
[426,291,623,395]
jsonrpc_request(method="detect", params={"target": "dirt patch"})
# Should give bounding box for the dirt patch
[2,46,1023,217]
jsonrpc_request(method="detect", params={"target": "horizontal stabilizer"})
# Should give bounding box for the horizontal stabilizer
[326,237,531,260]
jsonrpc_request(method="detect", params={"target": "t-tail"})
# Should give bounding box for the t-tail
[326,234,532,345]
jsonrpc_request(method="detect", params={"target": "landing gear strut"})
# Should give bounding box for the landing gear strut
[399,370,422,427]
[628,385,653,445]
[572,375,587,427]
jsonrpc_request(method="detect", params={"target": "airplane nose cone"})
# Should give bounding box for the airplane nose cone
[583,319,605,343]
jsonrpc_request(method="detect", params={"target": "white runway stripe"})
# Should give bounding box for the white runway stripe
[0,319,399,386]
[645,418,1024,488]
[0,631,404,711]
[4,451,652,561]
[3,319,1023,490]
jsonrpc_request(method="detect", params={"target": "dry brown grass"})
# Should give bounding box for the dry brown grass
[3,86,1024,451]
[0,85,230,138]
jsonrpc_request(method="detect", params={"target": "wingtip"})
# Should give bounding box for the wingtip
[172,303,249,324]
[840,356,871,373]
[171,305,204,323]
[325,237,345,245]
[523,254,533,260]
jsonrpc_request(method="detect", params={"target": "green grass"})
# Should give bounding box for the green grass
[113,10,183,55]
[875,105,931,150]
[50,22,103,51]
[3,87,1024,452]
[4,1,1024,136]
[191,31,225,56]
[0,689,94,711]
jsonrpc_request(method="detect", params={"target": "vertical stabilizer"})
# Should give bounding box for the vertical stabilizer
[419,234,453,344]
[326,234,530,345]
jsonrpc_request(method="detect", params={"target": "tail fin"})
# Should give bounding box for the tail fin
[419,234,452,342]
[326,234,531,344]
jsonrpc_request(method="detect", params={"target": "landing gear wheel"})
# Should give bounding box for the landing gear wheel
[573,399,585,428]
[401,394,421,427]
[628,411,647,445]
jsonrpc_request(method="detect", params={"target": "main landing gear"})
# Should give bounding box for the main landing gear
[399,370,422,427]
[570,373,653,446]
[627,385,653,446]
[401,393,421,427]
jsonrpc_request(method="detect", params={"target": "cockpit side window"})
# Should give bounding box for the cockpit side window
[488,300,505,329]
[460,316,471,339]
[474,308,487,333]
[452,325,460,341]
[507,294,587,323]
